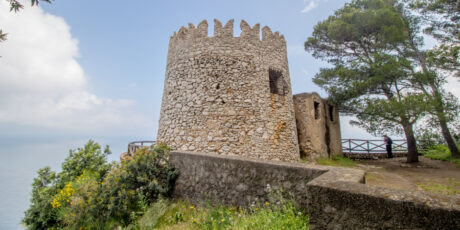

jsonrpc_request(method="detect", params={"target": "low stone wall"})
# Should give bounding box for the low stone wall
[308,168,460,229]
[170,151,460,229]
[169,151,330,207]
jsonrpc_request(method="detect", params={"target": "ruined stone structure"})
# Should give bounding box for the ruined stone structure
[157,19,342,162]
[294,93,342,160]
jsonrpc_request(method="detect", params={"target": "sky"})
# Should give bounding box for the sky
[1,0,458,155]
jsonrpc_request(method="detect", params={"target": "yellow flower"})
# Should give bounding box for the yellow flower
[190,205,195,210]
[265,202,269,205]
[221,218,225,223]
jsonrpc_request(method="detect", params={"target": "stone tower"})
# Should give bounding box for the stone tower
[157,19,299,162]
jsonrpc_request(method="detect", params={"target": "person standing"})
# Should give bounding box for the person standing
[384,135,393,158]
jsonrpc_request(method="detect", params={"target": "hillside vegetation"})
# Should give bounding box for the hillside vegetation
[23,141,308,229]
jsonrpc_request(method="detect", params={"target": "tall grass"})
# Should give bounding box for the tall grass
[125,188,308,229]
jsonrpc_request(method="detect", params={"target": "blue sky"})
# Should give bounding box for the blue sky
[0,0,388,153]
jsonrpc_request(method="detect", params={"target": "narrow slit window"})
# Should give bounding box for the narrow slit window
[269,69,287,96]
[329,105,334,121]
[314,101,320,119]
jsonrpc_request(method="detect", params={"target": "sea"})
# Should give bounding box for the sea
[0,136,146,230]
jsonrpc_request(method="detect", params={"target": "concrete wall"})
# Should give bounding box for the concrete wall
[157,19,299,162]
[170,151,460,229]
[293,93,342,160]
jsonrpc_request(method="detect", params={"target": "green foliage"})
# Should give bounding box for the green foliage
[134,188,309,230]
[232,189,308,230]
[422,144,460,167]
[6,0,51,12]
[59,140,113,186]
[305,0,438,162]
[305,0,427,123]
[407,0,459,43]
[0,29,6,42]
[23,140,112,230]
[1,0,52,44]
[316,156,357,168]
[351,94,429,136]
[23,141,178,229]
[22,167,58,230]
[99,143,178,226]
[426,44,460,77]
[124,198,170,230]
[305,0,406,66]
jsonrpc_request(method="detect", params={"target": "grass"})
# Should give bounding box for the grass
[316,156,357,168]
[422,144,460,167]
[125,190,309,229]
[417,181,458,196]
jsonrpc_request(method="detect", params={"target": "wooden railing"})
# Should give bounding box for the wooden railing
[341,139,408,154]
[127,140,156,155]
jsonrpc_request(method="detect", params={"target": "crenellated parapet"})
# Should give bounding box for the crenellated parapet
[169,19,286,48]
[214,19,233,38]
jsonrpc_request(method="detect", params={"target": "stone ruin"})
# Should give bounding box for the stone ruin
[157,19,342,162]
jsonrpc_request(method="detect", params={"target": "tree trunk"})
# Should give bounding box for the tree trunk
[431,86,460,157]
[438,113,460,157]
[402,121,419,163]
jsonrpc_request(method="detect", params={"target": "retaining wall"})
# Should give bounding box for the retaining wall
[169,151,460,229]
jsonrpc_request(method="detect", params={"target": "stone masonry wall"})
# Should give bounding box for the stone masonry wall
[307,171,460,229]
[157,19,299,162]
[293,93,342,160]
[170,151,327,207]
[325,99,343,156]
[170,151,460,229]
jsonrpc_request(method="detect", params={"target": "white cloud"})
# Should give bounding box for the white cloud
[0,1,149,134]
[301,1,318,13]
[446,76,460,99]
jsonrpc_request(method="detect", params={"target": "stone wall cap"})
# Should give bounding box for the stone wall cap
[171,150,330,171]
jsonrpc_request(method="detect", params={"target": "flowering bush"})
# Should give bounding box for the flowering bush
[98,143,178,226]
[23,141,178,229]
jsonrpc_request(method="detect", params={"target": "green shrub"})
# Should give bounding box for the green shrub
[23,140,112,230]
[422,144,460,167]
[99,143,178,226]
[23,141,178,229]
[22,167,59,230]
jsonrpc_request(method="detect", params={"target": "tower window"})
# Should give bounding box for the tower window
[314,101,320,119]
[329,105,334,121]
[269,69,287,96]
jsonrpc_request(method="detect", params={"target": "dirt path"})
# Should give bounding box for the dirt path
[356,156,460,196]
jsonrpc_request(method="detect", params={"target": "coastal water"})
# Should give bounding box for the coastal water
[0,136,144,230]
